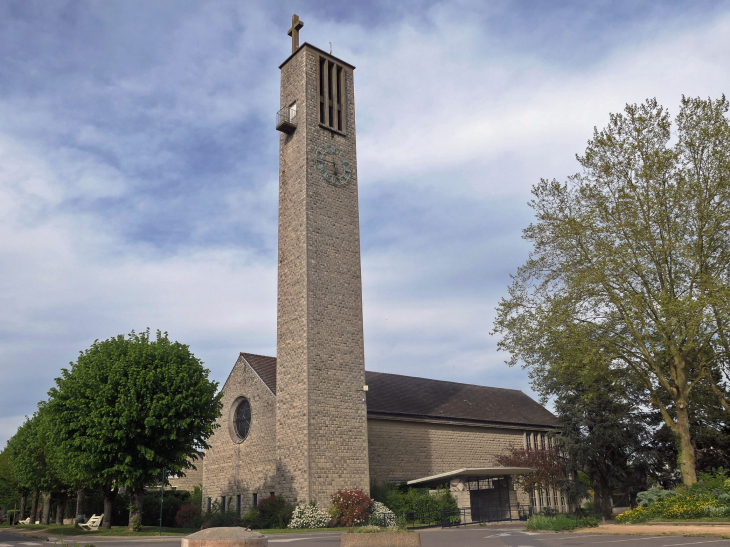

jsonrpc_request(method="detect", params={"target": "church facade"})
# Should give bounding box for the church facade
[202,17,562,522]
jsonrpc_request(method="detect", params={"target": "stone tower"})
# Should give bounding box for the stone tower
[275,15,370,505]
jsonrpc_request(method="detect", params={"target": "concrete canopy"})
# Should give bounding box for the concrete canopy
[406,467,537,486]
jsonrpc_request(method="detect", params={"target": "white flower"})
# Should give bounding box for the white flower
[288,502,330,529]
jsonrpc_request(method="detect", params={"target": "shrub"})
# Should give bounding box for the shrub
[636,487,677,507]
[368,501,397,527]
[288,501,330,529]
[527,514,598,531]
[616,493,724,523]
[175,504,201,528]
[689,470,730,495]
[242,509,261,529]
[256,495,294,529]
[330,489,374,527]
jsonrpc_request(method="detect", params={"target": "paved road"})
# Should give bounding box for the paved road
[3,527,730,547]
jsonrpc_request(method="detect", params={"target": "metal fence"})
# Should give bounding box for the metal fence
[371,503,534,529]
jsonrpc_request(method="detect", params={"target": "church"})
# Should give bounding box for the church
[202,15,561,523]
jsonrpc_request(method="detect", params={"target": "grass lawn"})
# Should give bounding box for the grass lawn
[3,524,196,536]
[3,524,362,537]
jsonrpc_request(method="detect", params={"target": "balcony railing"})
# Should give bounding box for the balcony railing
[276,106,297,134]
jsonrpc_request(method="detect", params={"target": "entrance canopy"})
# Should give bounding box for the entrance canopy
[406,467,537,487]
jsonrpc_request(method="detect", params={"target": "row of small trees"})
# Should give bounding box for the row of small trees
[1,330,222,529]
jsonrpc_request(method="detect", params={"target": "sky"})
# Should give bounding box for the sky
[2,0,730,448]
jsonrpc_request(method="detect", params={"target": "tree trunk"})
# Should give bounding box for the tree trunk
[42,492,51,525]
[75,488,86,522]
[101,484,117,530]
[19,493,27,520]
[127,487,145,531]
[56,492,67,525]
[29,491,39,524]
[599,484,612,519]
[676,396,697,486]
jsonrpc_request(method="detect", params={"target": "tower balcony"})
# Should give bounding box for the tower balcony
[276,105,297,134]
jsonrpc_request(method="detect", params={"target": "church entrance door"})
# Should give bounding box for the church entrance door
[468,476,513,522]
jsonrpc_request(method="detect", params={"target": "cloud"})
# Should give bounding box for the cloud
[2,0,730,448]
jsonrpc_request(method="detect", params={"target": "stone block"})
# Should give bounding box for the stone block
[181,527,267,547]
[341,531,421,547]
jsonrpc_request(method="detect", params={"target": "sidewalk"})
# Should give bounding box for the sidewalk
[583,524,730,537]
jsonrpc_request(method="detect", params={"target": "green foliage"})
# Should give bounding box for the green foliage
[636,487,677,507]
[527,514,598,531]
[46,330,222,495]
[689,470,730,494]
[492,96,730,486]
[255,495,294,529]
[0,447,21,508]
[617,492,728,523]
[372,483,457,519]
[131,517,142,532]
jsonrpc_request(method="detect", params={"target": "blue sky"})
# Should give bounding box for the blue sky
[2,0,730,448]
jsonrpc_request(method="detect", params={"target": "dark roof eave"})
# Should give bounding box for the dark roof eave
[366,410,560,429]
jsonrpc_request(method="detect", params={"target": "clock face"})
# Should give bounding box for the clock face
[315,144,352,187]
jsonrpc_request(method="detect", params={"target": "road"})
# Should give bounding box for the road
[3,526,730,547]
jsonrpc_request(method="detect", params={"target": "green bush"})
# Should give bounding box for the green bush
[255,495,294,529]
[374,483,457,517]
[689,470,730,495]
[527,514,598,531]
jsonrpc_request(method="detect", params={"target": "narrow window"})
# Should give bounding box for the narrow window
[207,498,211,513]
[560,491,566,507]
[327,61,334,127]
[553,489,559,507]
[540,434,546,450]
[221,496,226,512]
[253,493,258,508]
[319,58,326,123]
[270,492,275,498]
[336,66,343,131]
[526,432,532,451]
[289,102,296,122]
[530,490,537,507]
[237,494,241,516]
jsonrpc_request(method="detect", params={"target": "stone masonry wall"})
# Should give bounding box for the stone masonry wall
[203,355,277,514]
[367,418,526,485]
[368,419,533,507]
[276,45,311,503]
[276,44,369,506]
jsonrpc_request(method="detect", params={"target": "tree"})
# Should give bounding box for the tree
[0,447,21,517]
[47,330,222,529]
[495,444,568,501]
[493,96,730,485]
[553,371,655,518]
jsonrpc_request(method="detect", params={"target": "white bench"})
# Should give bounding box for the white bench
[78,514,103,531]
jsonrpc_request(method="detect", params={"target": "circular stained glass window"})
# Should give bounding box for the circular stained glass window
[233,398,251,440]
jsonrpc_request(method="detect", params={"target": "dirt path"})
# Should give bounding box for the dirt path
[583,524,730,537]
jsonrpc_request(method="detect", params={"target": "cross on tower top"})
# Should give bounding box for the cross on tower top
[287,14,304,54]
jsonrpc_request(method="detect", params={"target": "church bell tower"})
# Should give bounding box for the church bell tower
[275,15,370,504]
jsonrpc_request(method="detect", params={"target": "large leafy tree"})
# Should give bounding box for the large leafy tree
[493,96,730,485]
[0,446,21,517]
[47,330,222,529]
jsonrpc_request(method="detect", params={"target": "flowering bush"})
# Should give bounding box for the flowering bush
[288,501,330,529]
[367,501,398,527]
[330,489,374,527]
[616,494,723,524]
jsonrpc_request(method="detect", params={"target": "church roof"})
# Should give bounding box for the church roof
[364,371,559,428]
[239,353,558,428]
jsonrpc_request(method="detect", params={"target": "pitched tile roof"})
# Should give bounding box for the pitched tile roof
[364,371,559,428]
[240,353,277,394]
[238,353,558,428]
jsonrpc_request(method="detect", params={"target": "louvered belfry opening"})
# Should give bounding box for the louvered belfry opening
[319,56,344,132]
